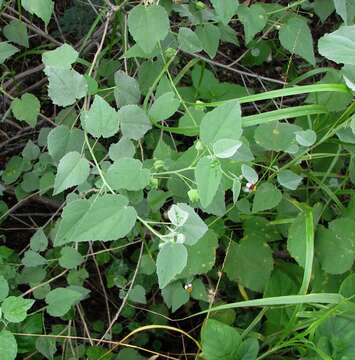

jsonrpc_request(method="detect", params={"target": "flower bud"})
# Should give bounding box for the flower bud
[195,140,204,152]
[153,160,165,170]
[188,189,200,203]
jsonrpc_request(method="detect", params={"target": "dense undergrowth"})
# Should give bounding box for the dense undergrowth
[0,0,354,359]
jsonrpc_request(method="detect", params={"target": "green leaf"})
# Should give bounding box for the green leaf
[55,194,137,245]
[128,285,146,304]
[0,330,17,360]
[161,282,189,312]
[109,138,135,161]
[59,247,84,269]
[279,17,315,65]
[318,25,355,65]
[241,164,258,184]
[42,44,78,69]
[0,42,19,64]
[287,212,308,267]
[225,238,273,292]
[254,121,299,152]
[128,4,169,54]
[118,105,152,140]
[21,0,54,25]
[201,319,241,360]
[200,101,242,147]
[333,0,355,25]
[277,170,303,190]
[149,92,180,122]
[157,242,187,289]
[295,129,317,147]
[2,296,34,323]
[45,287,83,317]
[36,337,56,360]
[210,0,239,25]
[195,24,220,59]
[107,158,151,191]
[340,273,355,300]
[22,250,47,267]
[238,4,267,44]
[11,93,40,127]
[173,203,208,246]
[1,156,25,184]
[232,178,241,203]
[213,138,242,158]
[178,27,203,53]
[195,156,222,208]
[22,140,40,160]
[30,229,48,252]
[47,125,84,162]
[178,230,218,278]
[81,95,119,138]
[45,67,88,107]
[316,218,354,274]
[0,275,9,302]
[53,151,90,195]
[237,338,259,360]
[3,20,29,47]
[114,70,141,108]
[252,182,282,213]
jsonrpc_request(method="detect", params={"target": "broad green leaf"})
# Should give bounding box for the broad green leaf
[195,156,222,208]
[22,140,40,161]
[45,287,83,317]
[53,151,90,195]
[0,275,9,302]
[277,170,303,190]
[0,42,19,64]
[238,4,267,44]
[128,285,146,304]
[128,4,169,54]
[318,25,355,65]
[178,230,218,278]
[59,247,84,269]
[174,203,208,245]
[42,44,78,69]
[118,104,152,140]
[149,92,180,122]
[237,338,259,360]
[333,0,355,25]
[210,0,239,25]
[45,67,88,107]
[1,156,25,184]
[55,194,137,245]
[109,138,135,161]
[11,93,40,127]
[313,0,335,22]
[213,138,242,158]
[287,212,308,267]
[114,70,141,108]
[340,273,355,300]
[36,337,56,360]
[279,17,315,65]
[195,24,220,59]
[252,182,282,213]
[201,319,241,360]
[316,219,354,274]
[3,20,29,47]
[254,121,299,151]
[21,0,54,25]
[47,125,84,162]
[22,250,47,267]
[107,158,151,191]
[2,296,34,323]
[117,349,146,360]
[168,204,189,227]
[178,27,203,53]
[161,282,189,312]
[241,164,258,184]
[30,229,48,252]
[200,101,242,146]
[0,330,17,360]
[81,95,119,138]
[157,242,187,289]
[295,129,317,147]
[232,178,241,203]
[225,238,273,292]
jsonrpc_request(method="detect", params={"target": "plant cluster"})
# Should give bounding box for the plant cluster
[0,0,354,359]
